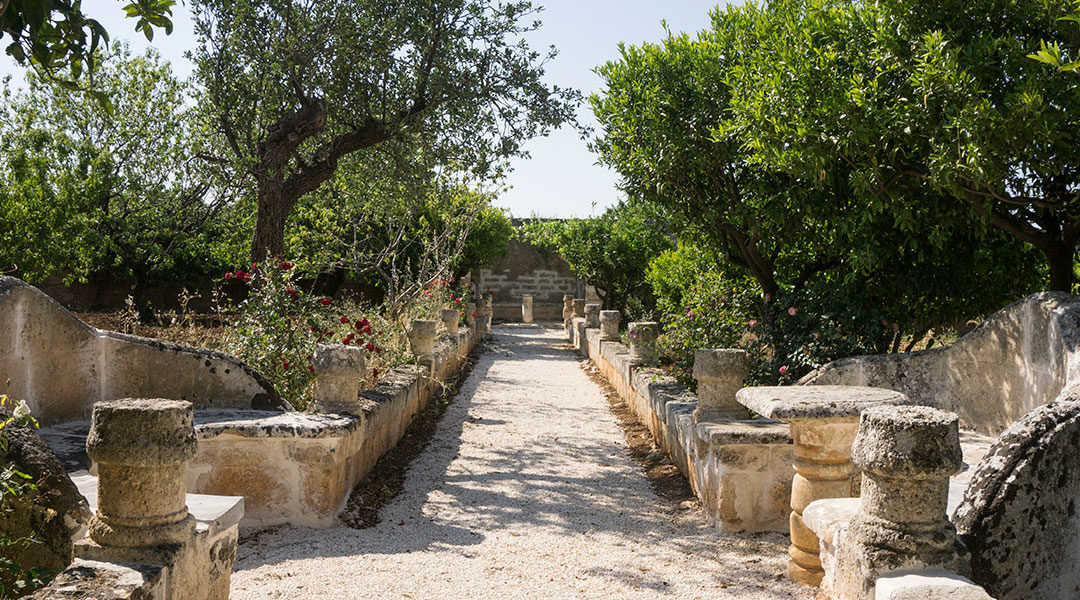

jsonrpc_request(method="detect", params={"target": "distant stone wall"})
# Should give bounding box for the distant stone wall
[474,238,587,322]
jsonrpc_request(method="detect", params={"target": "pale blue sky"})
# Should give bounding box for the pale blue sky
[0,1,727,218]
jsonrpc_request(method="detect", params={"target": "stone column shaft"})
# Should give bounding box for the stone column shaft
[441,308,460,335]
[599,310,620,342]
[788,420,860,585]
[85,399,197,548]
[692,349,749,421]
[516,295,529,323]
[408,319,438,366]
[584,303,601,329]
[571,299,586,318]
[310,343,367,414]
[628,321,659,366]
[834,405,965,600]
[466,303,477,328]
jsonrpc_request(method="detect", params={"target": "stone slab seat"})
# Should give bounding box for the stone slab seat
[0,275,285,429]
[800,292,1080,436]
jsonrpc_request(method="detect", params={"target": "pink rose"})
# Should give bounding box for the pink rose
[779,365,789,376]
[788,307,797,316]
[749,319,758,328]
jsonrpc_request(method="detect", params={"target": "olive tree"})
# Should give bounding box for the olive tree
[191,0,578,262]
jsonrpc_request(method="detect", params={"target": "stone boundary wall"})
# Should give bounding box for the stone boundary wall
[475,239,585,321]
[568,317,794,534]
[801,292,1080,435]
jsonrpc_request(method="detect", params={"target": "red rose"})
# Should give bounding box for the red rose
[342,338,351,345]
[365,343,374,351]
[224,272,233,280]
[340,315,349,324]
[307,365,315,373]
[282,360,291,369]
[320,298,331,306]
[363,325,371,334]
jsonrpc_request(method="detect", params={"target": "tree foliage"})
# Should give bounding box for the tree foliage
[0,47,238,288]
[0,0,175,100]
[727,0,1080,290]
[589,1,1046,352]
[191,0,579,261]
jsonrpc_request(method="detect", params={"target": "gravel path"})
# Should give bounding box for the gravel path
[231,325,813,600]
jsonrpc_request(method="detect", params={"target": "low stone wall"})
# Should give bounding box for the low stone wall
[802,293,1080,435]
[34,300,482,531]
[570,317,793,533]
[183,328,477,530]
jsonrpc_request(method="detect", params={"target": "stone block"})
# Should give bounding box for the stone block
[874,571,994,600]
[954,398,1080,600]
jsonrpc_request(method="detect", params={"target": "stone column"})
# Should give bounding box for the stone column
[584,303,601,328]
[736,386,908,587]
[440,308,460,335]
[691,349,749,422]
[310,343,367,414]
[85,399,197,548]
[563,295,575,334]
[408,319,438,367]
[833,405,965,600]
[481,296,494,333]
[571,299,586,319]
[599,310,621,342]
[522,296,534,323]
[628,321,659,365]
[466,302,477,329]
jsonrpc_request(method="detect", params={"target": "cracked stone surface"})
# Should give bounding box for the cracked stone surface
[230,326,812,600]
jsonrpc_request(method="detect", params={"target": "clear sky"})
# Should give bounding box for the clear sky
[0,1,727,218]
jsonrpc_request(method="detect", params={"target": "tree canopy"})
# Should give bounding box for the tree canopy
[727,0,1080,290]
[191,0,579,262]
[0,1,175,97]
[0,46,237,288]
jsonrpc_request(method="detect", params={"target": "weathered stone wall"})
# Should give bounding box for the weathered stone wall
[801,293,1080,435]
[186,327,479,529]
[953,394,1080,600]
[0,276,283,427]
[571,319,794,534]
[474,239,585,321]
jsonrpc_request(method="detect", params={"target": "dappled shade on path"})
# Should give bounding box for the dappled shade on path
[231,325,811,600]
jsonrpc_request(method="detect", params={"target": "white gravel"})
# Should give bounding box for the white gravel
[230,325,813,600]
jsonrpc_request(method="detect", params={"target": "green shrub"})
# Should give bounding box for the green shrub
[212,263,467,410]
[655,268,894,388]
